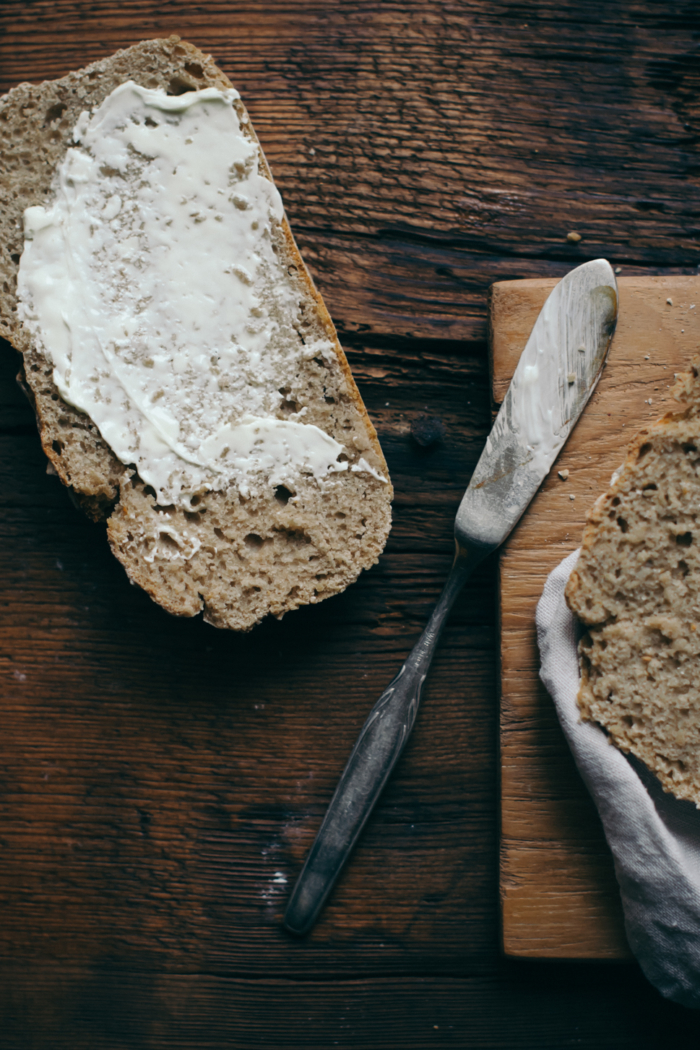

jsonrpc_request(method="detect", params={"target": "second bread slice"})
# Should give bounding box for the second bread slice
[566,362,700,805]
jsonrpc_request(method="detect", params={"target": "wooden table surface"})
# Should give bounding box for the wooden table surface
[1,2,699,1047]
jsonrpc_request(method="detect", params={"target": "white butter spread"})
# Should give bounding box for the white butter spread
[351,456,387,483]
[510,360,555,476]
[508,294,560,478]
[17,82,350,505]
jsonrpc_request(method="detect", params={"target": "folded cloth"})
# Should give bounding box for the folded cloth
[536,549,700,1009]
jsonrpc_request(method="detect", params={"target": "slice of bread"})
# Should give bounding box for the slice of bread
[566,361,700,805]
[0,37,392,630]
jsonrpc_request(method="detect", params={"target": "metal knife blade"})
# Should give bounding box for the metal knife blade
[284,258,618,937]
[457,258,617,552]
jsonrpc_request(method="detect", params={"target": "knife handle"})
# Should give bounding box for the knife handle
[283,547,482,936]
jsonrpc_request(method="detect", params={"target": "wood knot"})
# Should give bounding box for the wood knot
[411,415,446,448]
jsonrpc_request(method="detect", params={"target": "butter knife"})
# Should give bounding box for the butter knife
[284,258,618,935]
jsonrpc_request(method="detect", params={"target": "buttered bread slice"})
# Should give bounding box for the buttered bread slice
[566,361,700,805]
[0,37,392,630]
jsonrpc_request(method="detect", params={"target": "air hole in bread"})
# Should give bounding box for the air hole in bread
[638,442,652,459]
[158,533,180,553]
[44,102,67,126]
[617,517,629,533]
[184,62,205,79]
[276,528,310,547]
[275,485,293,505]
[244,533,265,549]
[214,527,225,540]
[52,440,62,455]
[676,531,693,546]
[167,75,196,96]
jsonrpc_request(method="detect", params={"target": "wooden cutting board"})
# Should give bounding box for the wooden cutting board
[494,274,700,959]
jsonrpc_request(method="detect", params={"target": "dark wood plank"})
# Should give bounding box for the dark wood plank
[1,965,699,1050]
[0,339,495,977]
[1,2,699,339]
[2,0,700,1045]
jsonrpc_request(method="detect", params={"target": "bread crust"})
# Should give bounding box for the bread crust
[0,37,393,629]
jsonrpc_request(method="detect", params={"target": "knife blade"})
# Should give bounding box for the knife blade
[284,258,618,936]
[457,258,617,551]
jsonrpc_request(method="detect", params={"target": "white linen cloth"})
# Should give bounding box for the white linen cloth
[536,549,700,1009]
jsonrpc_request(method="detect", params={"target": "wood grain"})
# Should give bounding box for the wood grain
[495,275,700,958]
[2,1,700,1046]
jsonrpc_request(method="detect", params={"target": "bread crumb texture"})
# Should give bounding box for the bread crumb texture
[566,360,700,805]
[0,37,392,630]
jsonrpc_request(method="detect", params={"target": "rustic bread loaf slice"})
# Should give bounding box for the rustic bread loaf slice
[566,360,700,805]
[0,37,392,630]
